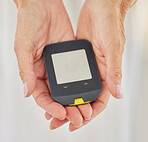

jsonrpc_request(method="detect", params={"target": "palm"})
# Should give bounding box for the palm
[66,2,115,131]
[50,1,126,131]
[76,2,111,107]
[28,1,98,126]
[30,1,77,119]
[15,0,80,119]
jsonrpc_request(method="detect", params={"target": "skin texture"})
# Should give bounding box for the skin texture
[14,0,93,127]
[14,0,136,131]
[47,0,136,131]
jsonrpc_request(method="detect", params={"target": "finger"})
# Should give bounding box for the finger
[66,106,83,127]
[45,112,52,120]
[77,103,93,120]
[50,118,68,130]
[69,117,92,132]
[91,81,110,118]
[32,79,66,120]
[69,117,91,132]
[49,106,84,130]
[69,82,110,132]
[50,106,83,130]
[105,42,124,99]
[14,41,36,97]
[45,78,84,129]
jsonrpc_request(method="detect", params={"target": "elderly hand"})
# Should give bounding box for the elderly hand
[48,0,136,131]
[14,0,95,128]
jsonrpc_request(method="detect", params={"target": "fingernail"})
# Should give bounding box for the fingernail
[59,117,66,120]
[69,128,74,132]
[50,125,56,130]
[85,116,91,121]
[23,82,28,97]
[116,85,123,98]
[74,123,82,128]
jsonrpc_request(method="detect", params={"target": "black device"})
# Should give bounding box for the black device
[43,39,102,106]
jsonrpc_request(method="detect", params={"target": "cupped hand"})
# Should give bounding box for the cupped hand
[70,0,136,131]
[48,0,136,131]
[15,0,93,127]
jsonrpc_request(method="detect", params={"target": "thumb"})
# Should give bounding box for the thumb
[105,42,124,99]
[14,42,36,97]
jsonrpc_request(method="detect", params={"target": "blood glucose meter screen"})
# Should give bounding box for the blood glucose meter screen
[51,49,92,84]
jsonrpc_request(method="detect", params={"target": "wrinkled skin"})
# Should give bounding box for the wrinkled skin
[14,0,136,131]
[47,0,136,131]
[15,0,94,128]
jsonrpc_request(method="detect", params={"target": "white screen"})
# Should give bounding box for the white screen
[51,49,92,84]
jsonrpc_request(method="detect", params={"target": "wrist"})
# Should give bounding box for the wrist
[120,0,137,19]
[121,0,137,9]
[14,0,50,9]
[85,0,136,19]
[14,0,27,8]
[86,0,136,9]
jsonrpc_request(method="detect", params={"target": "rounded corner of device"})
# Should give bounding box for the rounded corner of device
[43,44,54,53]
[43,45,48,54]
[51,96,61,105]
[97,87,102,94]
[89,89,102,103]
[51,95,68,106]
[99,88,102,95]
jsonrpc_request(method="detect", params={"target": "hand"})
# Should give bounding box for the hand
[14,0,93,127]
[14,0,72,120]
[47,0,136,131]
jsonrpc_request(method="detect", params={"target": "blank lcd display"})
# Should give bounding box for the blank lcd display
[51,49,92,84]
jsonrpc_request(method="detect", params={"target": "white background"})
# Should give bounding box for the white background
[0,0,148,142]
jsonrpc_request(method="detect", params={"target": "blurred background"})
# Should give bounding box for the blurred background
[0,0,148,142]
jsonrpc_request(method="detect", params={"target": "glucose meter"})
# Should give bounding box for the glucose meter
[43,39,102,106]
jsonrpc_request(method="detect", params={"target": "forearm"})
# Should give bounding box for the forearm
[13,0,26,8]
[122,0,137,7]
[13,0,25,8]
[14,0,18,7]
[120,0,137,20]
[13,0,40,8]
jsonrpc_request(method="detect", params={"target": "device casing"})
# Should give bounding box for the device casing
[43,39,102,106]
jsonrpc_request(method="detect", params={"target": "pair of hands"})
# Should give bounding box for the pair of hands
[14,0,135,131]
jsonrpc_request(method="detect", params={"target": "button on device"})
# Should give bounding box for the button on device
[63,86,68,89]
[84,82,88,85]
[69,98,90,106]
